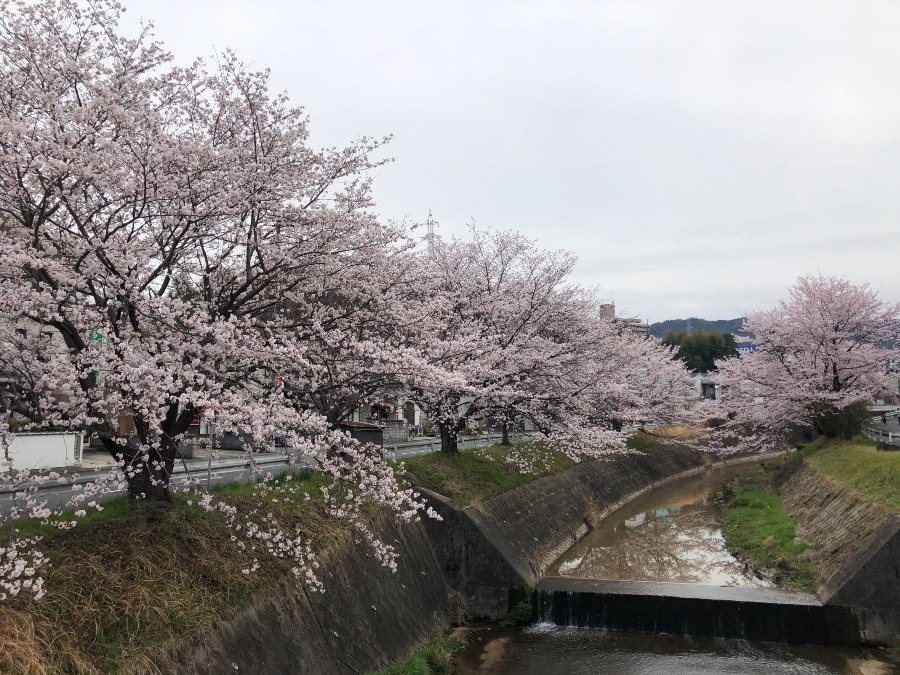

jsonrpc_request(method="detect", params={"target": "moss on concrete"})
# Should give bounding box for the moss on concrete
[373,635,465,675]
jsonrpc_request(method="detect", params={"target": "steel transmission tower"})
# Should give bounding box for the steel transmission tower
[426,210,438,253]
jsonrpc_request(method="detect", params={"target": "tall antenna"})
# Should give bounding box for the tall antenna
[426,209,439,253]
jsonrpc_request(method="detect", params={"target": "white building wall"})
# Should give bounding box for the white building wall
[1,432,82,472]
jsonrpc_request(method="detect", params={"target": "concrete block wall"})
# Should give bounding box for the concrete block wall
[779,464,899,645]
[382,420,408,445]
[420,446,707,620]
[155,512,449,675]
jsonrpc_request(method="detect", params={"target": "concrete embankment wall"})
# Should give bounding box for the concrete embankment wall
[421,445,708,619]
[157,443,897,672]
[778,463,900,645]
[154,512,449,675]
[157,444,710,673]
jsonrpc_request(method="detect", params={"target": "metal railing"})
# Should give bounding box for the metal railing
[862,425,900,447]
[384,431,539,458]
[2,431,541,495]
[863,408,900,448]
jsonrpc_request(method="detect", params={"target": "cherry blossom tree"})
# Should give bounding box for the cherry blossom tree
[402,227,578,452]
[712,275,900,451]
[0,0,702,603]
[0,0,442,601]
[405,226,697,455]
[0,0,397,497]
[273,240,429,428]
[509,299,699,455]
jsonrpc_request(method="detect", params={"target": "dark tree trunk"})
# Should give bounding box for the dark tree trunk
[501,419,511,446]
[439,425,459,453]
[99,403,193,506]
[125,442,175,502]
[100,435,174,503]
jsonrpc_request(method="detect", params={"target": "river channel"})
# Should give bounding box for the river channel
[452,462,898,674]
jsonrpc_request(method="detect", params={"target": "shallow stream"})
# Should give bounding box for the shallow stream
[548,462,768,586]
[451,624,896,674]
[452,462,898,674]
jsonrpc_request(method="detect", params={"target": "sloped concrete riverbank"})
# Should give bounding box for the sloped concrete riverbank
[779,463,900,645]
[153,512,449,675]
[156,445,708,673]
[159,444,895,673]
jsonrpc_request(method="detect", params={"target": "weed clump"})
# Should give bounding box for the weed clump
[501,599,534,627]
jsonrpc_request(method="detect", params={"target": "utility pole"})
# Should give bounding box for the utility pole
[426,210,438,253]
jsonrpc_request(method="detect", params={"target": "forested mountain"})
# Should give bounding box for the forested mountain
[649,317,749,339]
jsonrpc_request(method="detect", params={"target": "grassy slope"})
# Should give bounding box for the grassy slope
[400,442,576,507]
[0,470,348,675]
[625,430,662,450]
[802,436,900,513]
[722,435,900,592]
[722,462,816,591]
[1,439,599,673]
[721,460,817,591]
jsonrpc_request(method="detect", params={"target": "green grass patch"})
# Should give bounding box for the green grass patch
[373,635,465,675]
[0,470,350,674]
[802,436,900,513]
[401,442,575,507]
[722,460,817,591]
[625,430,662,450]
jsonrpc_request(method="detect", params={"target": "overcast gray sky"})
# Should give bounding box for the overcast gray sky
[121,0,900,322]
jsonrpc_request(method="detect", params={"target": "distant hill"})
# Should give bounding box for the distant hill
[649,317,749,339]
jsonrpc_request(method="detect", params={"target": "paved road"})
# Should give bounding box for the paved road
[865,410,900,447]
[0,439,445,518]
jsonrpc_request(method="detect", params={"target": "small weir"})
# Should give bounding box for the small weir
[535,461,843,644]
[535,576,834,643]
[449,458,896,673]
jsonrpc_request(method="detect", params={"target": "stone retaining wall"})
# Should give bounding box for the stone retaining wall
[154,512,449,675]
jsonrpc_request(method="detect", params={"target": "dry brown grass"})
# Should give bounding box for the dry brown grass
[0,470,348,674]
[654,424,706,441]
[0,607,55,675]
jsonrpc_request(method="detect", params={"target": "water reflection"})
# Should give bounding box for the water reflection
[451,624,897,675]
[452,463,900,674]
[550,464,771,587]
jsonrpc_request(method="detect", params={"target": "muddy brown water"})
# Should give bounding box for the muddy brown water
[451,624,898,674]
[548,462,770,586]
[452,463,899,674]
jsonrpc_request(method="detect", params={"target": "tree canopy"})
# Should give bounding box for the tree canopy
[712,275,900,450]
[0,0,699,602]
[663,329,739,373]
